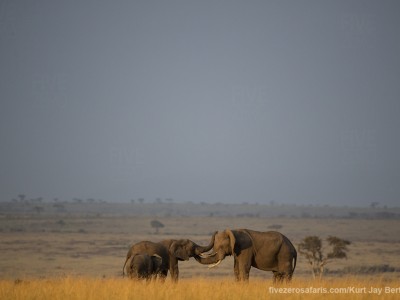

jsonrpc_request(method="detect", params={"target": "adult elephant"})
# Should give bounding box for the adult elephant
[195,229,297,282]
[123,234,216,282]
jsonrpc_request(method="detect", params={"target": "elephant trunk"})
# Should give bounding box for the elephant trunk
[194,231,217,255]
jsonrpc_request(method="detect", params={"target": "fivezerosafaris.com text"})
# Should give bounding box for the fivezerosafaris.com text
[269,286,400,295]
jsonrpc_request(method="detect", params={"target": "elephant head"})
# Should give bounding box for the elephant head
[156,233,218,282]
[168,233,217,261]
[195,229,242,267]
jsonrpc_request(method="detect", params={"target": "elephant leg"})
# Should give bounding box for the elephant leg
[233,258,240,281]
[241,268,250,282]
[273,271,284,284]
[237,259,251,282]
[285,272,293,283]
[169,257,179,283]
[282,268,293,283]
[170,272,179,282]
[158,269,168,283]
[272,271,279,284]
[278,261,293,283]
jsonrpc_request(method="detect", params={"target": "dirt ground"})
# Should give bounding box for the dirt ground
[1,203,399,280]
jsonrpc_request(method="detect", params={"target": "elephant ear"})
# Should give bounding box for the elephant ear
[151,254,163,271]
[226,229,237,256]
[170,241,189,261]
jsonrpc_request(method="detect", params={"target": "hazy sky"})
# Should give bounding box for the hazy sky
[1,1,399,206]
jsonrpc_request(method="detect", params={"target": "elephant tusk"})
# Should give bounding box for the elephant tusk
[208,260,222,269]
[199,252,216,258]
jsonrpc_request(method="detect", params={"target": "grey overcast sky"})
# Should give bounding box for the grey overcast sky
[0,1,399,206]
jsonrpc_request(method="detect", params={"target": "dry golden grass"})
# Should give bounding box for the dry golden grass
[1,277,399,300]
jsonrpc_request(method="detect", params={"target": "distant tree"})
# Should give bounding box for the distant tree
[138,198,145,204]
[370,202,379,209]
[130,199,136,204]
[150,220,164,234]
[73,198,82,203]
[155,198,163,204]
[298,235,351,279]
[165,198,174,204]
[33,206,44,214]
[18,194,26,202]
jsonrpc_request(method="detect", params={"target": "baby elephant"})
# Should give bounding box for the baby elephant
[126,253,163,281]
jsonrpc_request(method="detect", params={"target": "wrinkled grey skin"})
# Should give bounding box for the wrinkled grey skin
[195,229,297,282]
[123,241,169,281]
[123,234,216,282]
[126,253,163,281]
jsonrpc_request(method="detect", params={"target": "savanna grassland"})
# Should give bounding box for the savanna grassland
[0,202,399,299]
[1,277,400,300]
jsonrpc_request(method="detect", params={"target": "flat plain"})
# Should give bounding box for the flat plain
[1,202,399,281]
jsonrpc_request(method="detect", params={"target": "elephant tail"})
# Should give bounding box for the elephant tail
[122,259,127,277]
[292,250,297,273]
[283,234,297,274]
[122,256,130,277]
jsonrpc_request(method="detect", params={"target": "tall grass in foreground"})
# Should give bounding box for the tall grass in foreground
[0,277,399,300]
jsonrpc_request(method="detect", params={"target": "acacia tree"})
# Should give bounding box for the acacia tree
[298,235,351,279]
[150,220,164,234]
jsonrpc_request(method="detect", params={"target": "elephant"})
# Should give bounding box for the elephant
[126,253,163,281]
[195,229,297,282]
[123,234,216,282]
[123,241,169,281]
